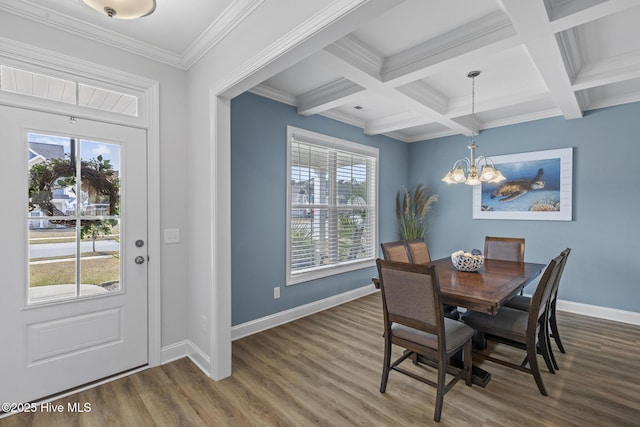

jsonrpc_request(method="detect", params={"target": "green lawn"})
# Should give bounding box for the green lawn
[30,255,120,287]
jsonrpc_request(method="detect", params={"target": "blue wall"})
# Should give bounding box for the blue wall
[409,102,640,312]
[231,92,408,325]
[232,93,640,325]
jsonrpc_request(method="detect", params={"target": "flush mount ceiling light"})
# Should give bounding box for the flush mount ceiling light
[81,0,156,19]
[442,71,506,186]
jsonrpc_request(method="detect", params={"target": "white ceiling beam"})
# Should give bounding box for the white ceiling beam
[296,78,365,115]
[573,50,640,91]
[395,81,448,115]
[445,87,552,118]
[364,111,429,135]
[382,11,521,86]
[315,40,474,136]
[295,12,522,134]
[500,0,583,119]
[547,0,640,33]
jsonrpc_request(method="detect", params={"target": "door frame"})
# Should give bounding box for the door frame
[0,39,162,368]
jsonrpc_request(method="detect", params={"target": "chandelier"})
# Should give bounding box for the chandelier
[442,71,505,186]
[81,0,156,19]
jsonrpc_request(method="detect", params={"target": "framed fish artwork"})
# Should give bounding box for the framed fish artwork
[472,147,573,221]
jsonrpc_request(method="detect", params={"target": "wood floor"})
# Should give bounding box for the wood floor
[2,293,639,426]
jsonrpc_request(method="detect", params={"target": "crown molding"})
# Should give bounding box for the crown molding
[250,83,367,133]
[481,108,562,131]
[396,80,448,115]
[297,78,365,115]
[0,0,184,68]
[182,0,264,69]
[214,0,371,98]
[556,27,584,82]
[573,50,640,91]
[249,84,296,106]
[364,111,425,135]
[325,34,384,80]
[0,0,264,70]
[382,10,518,83]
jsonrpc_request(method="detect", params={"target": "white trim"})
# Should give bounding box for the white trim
[0,38,162,368]
[160,340,211,376]
[208,96,233,381]
[215,0,370,98]
[286,126,379,286]
[232,284,378,340]
[207,0,415,381]
[557,300,640,326]
[182,0,265,69]
[146,81,162,367]
[0,0,264,70]
[0,37,153,128]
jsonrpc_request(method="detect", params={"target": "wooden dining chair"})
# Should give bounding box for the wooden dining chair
[505,248,572,370]
[380,240,411,263]
[406,238,431,264]
[484,236,525,262]
[376,259,473,422]
[405,238,459,320]
[461,252,564,396]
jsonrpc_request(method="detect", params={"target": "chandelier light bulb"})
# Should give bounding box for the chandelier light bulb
[442,71,505,186]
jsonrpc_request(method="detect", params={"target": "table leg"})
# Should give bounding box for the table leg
[449,352,491,387]
[413,351,491,388]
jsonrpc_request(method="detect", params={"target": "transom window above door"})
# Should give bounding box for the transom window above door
[1,64,139,117]
[286,126,378,285]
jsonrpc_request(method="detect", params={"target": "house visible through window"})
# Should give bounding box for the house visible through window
[287,126,378,285]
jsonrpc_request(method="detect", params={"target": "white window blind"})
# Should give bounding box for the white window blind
[287,126,378,285]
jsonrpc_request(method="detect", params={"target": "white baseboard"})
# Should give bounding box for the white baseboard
[160,289,639,381]
[557,300,640,326]
[231,284,378,340]
[161,339,210,376]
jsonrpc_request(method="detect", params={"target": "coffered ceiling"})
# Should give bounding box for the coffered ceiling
[3,0,640,142]
[255,0,640,141]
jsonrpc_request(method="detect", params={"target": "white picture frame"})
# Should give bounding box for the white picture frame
[472,147,573,221]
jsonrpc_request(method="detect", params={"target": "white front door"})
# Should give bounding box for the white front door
[0,105,148,404]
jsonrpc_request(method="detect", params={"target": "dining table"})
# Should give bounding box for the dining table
[426,257,546,315]
[372,256,546,386]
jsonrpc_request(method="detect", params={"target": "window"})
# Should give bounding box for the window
[287,126,378,285]
[1,65,139,117]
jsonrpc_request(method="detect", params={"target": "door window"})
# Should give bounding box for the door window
[28,133,122,303]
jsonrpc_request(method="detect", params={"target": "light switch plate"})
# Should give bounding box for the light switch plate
[164,228,180,244]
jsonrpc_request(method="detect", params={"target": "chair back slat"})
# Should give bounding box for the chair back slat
[406,239,431,264]
[380,241,411,263]
[549,248,571,304]
[484,236,525,262]
[529,254,564,321]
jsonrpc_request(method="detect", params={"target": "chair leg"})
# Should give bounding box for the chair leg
[380,338,392,393]
[550,308,566,353]
[527,335,547,396]
[538,321,555,374]
[548,340,559,371]
[463,340,472,387]
[433,357,446,422]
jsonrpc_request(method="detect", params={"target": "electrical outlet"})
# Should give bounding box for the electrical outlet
[274,287,280,299]
[201,315,207,333]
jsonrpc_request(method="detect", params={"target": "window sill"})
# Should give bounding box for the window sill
[287,258,375,286]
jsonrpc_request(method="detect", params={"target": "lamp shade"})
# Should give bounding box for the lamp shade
[82,0,156,19]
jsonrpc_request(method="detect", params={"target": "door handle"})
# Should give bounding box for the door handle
[135,256,145,264]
